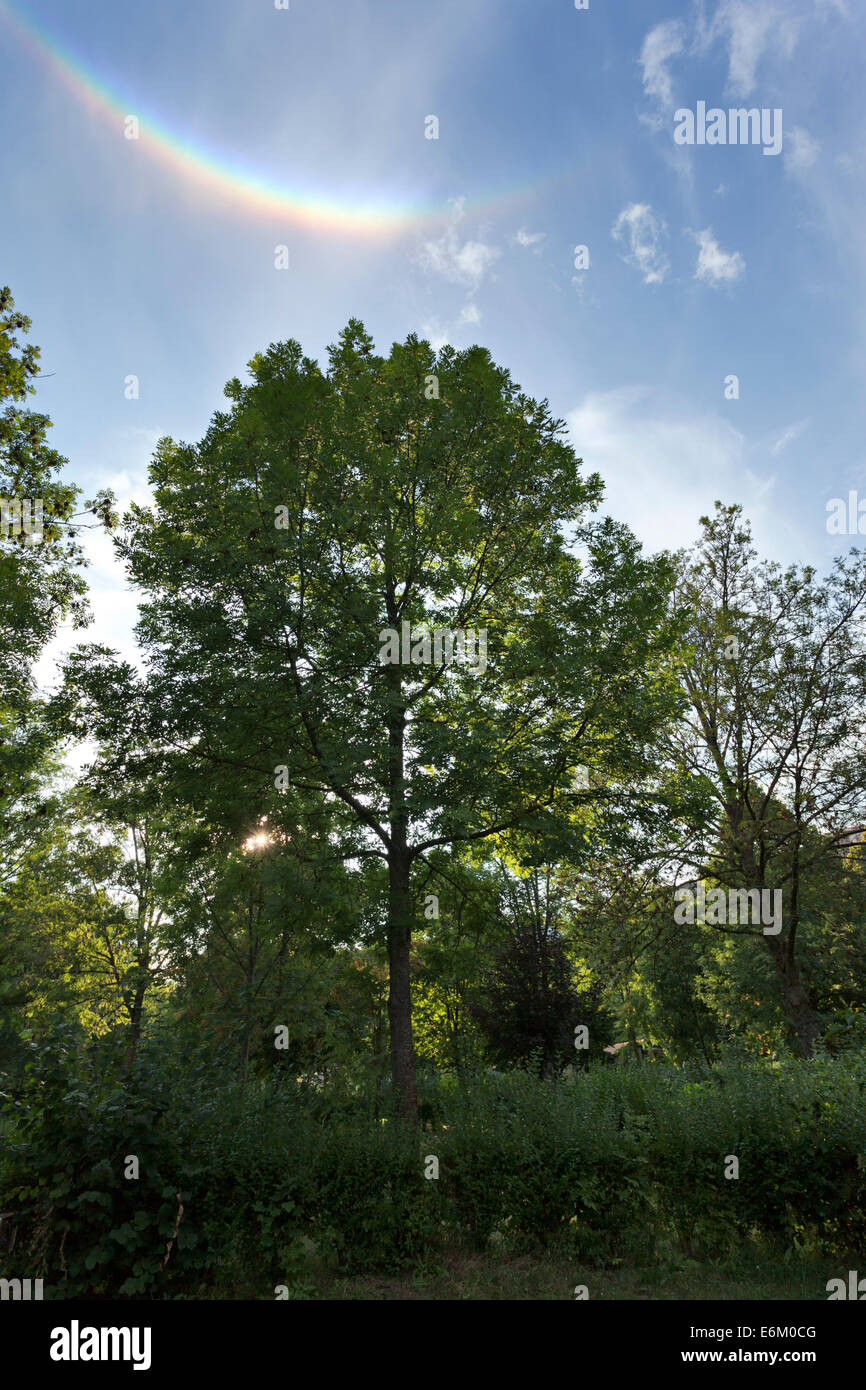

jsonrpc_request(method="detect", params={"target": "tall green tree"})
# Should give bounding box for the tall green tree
[0,285,117,926]
[672,503,866,1055]
[115,322,682,1117]
[0,285,115,709]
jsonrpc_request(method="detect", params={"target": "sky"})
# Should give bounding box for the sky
[1,0,864,695]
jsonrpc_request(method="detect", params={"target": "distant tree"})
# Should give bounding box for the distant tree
[471,863,615,1075]
[52,647,363,1084]
[671,503,866,1055]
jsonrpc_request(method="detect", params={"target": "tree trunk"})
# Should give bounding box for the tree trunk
[763,934,823,1058]
[123,981,147,1076]
[385,665,418,1124]
[736,830,823,1059]
[388,846,418,1122]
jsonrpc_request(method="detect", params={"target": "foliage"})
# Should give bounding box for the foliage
[4,1041,865,1296]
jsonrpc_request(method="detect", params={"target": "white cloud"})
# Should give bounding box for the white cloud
[566,386,791,559]
[639,19,685,105]
[612,203,670,285]
[638,111,666,136]
[770,419,809,455]
[421,318,450,352]
[786,126,821,173]
[416,197,499,288]
[692,228,745,286]
[641,0,813,115]
[700,0,801,98]
[421,303,481,347]
[515,227,545,248]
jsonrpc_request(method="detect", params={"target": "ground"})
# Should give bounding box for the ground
[264,1249,836,1301]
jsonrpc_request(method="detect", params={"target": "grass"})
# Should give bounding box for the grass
[251,1245,837,1301]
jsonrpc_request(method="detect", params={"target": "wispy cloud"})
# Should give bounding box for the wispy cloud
[639,0,822,119]
[770,419,809,455]
[566,386,794,560]
[416,197,499,288]
[639,19,685,106]
[786,126,821,174]
[696,0,801,97]
[421,301,481,349]
[515,227,545,249]
[421,318,450,352]
[612,203,670,284]
[692,228,745,286]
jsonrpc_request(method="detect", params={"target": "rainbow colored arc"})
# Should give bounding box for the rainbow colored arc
[0,0,506,237]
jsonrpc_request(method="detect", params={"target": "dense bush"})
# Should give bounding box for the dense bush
[3,1034,866,1297]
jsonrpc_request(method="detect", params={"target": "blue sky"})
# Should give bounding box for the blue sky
[1,0,864,689]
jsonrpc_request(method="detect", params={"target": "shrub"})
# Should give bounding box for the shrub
[3,1036,865,1296]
